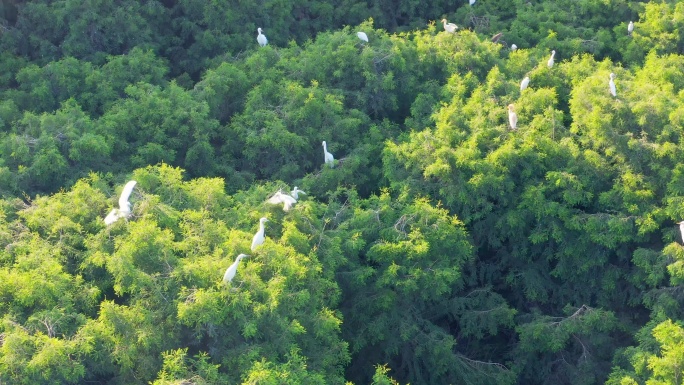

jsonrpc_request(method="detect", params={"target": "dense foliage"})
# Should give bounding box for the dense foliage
[1,0,684,384]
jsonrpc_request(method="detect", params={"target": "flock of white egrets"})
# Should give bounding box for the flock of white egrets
[255,2,636,133]
[224,184,315,283]
[104,143,337,285]
[439,9,635,131]
[103,13,640,287]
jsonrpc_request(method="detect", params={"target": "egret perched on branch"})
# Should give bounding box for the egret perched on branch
[322,141,335,168]
[628,21,634,36]
[257,28,268,47]
[104,180,137,225]
[267,190,297,211]
[357,32,369,42]
[520,76,530,92]
[291,187,306,200]
[251,217,269,251]
[507,104,518,130]
[511,44,518,51]
[469,0,476,5]
[547,50,556,68]
[223,254,249,284]
[441,19,458,33]
[609,73,617,98]
[678,221,684,244]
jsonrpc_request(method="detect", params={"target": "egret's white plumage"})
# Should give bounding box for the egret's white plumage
[291,187,306,200]
[322,141,335,168]
[357,31,369,42]
[678,221,684,244]
[104,180,137,225]
[470,0,476,5]
[223,254,249,284]
[520,76,530,92]
[628,21,634,36]
[441,19,458,33]
[267,190,298,211]
[257,28,268,47]
[511,44,518,51]
[547,50,556,68]
[251,217,269,251]
[609,73,617,98]
[507,104,518,130]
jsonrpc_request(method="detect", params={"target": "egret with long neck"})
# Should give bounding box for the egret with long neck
[507,104,518,130]
[257,28,267,47]
[441,19,458,33]
[251,217,269,251]
[609,73,617,98]
[520,76,530,92]
[547,50,556,68]
[104,180,137,225]
[223,254,249,284]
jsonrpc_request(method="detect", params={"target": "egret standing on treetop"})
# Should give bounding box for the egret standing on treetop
[470,0,476,6]
[508,104,518,130]
[520,76,530,92]
[322,141,335,168]
[441,19,458,33]
[291,187,306,200]
[223,254,249,284]
[609,73,617,98]
[357,31,369,42]
[511,44,518,51]
[677,221,684,244]
[628,21,634,36]
[257,28,267,47]
[104,180,137,226]
[251,217,269,251]
[266,190,298,212]
[547,50,556,68]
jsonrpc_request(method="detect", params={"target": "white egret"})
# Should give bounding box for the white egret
[322,141,335,168]
[104,180,137,226]
[547,50,556,68]
[470,0,476,5]
[520,76,530,92]
[609,73,617,98]
[628,21,634,36]
[291,187,306,200]
[678,221,684,244]
[441,19,458,33]
[511,44,518,51]
[257,28,268,47]
[223,254,249,284]
[357,31,369,42]
[507,104,518,130]
[266,190,298,211]
[251,217,269,251]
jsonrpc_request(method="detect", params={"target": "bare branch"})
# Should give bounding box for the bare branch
[456,353,509,373]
